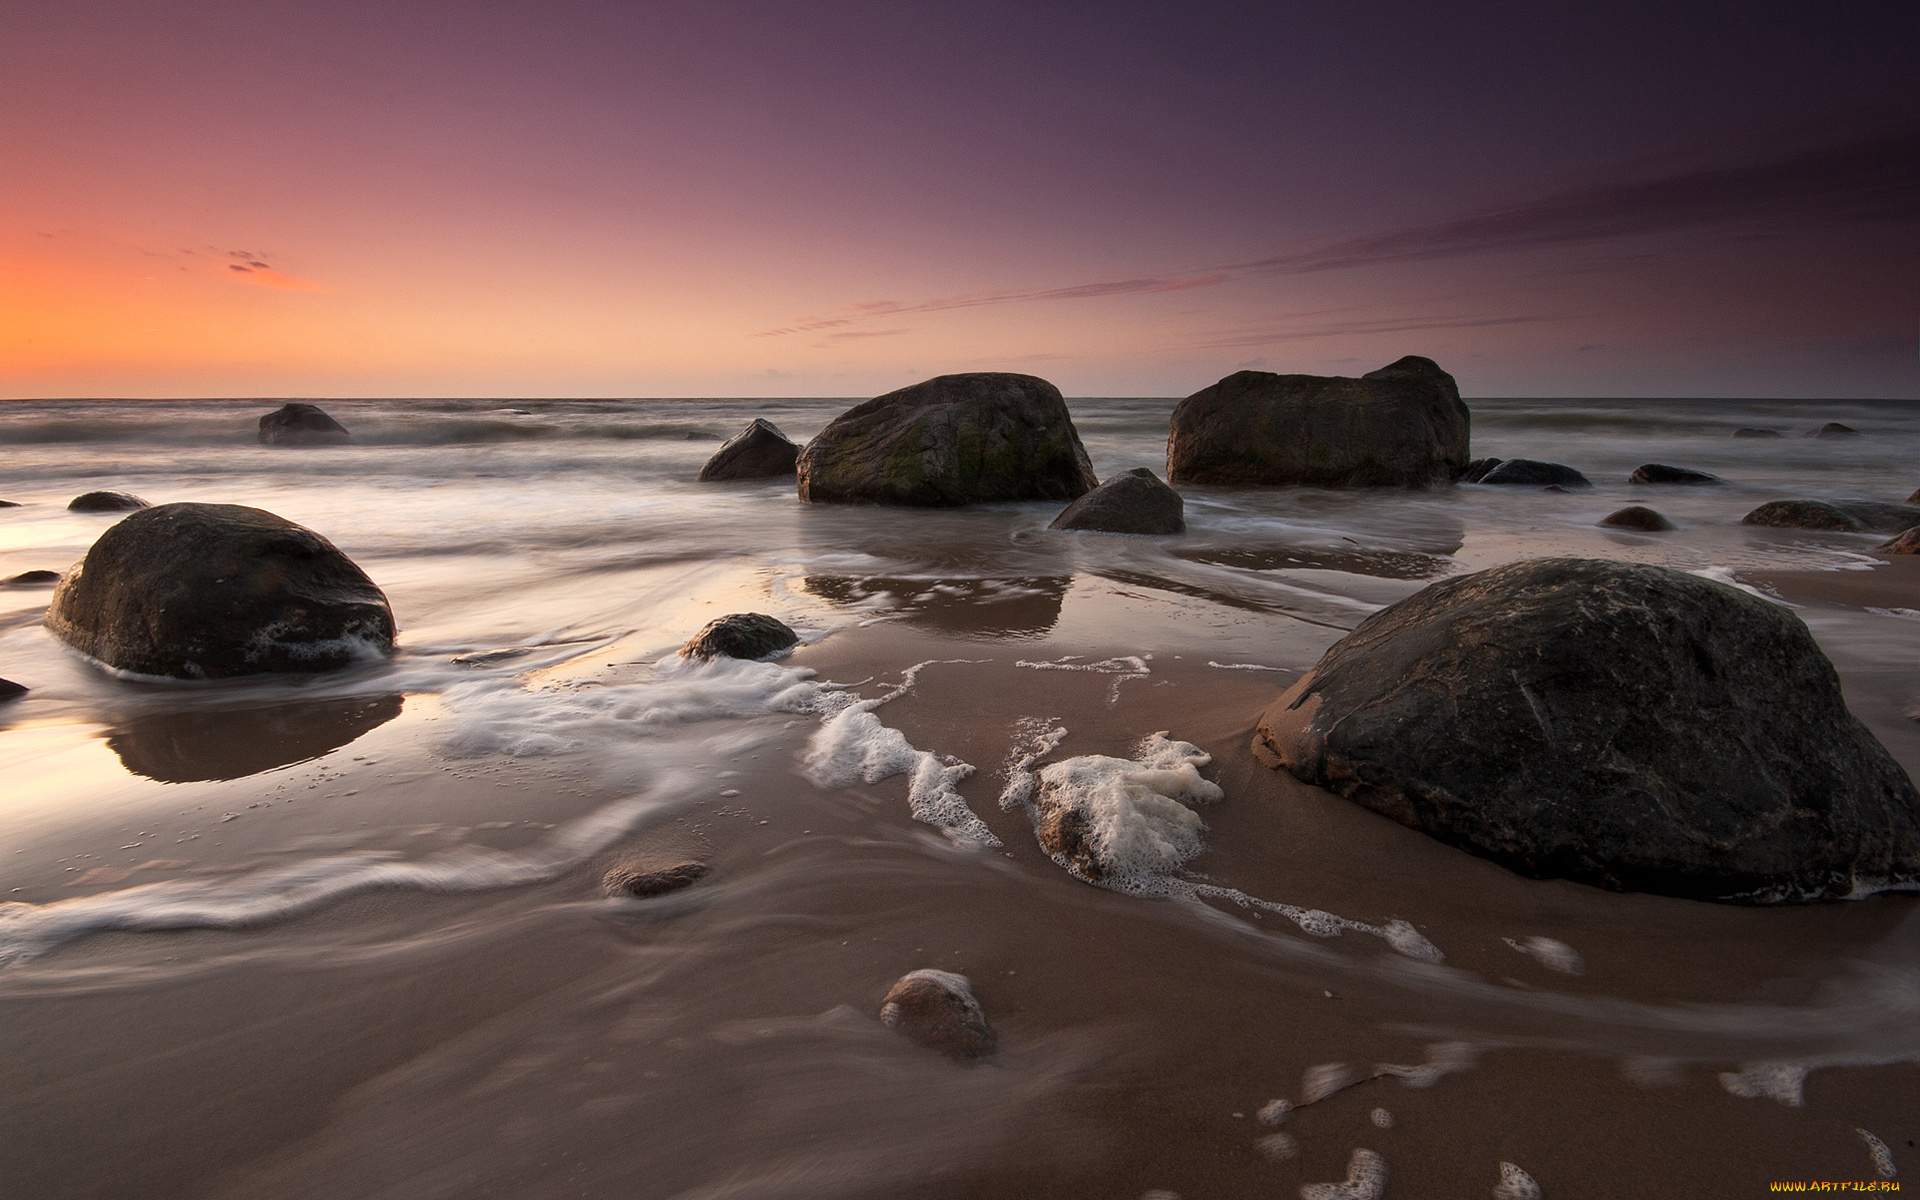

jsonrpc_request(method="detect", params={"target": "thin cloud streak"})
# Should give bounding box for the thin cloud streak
[1192,313,1572,349]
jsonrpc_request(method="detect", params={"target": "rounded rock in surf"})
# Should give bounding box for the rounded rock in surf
[258,402,352,445]
[1048,467,1186,534]
[67,490,149,513]
[879,968,997,1059]
[46,502,396,680]
[1254,557,1920,903]
[680,613,798,661]
[697,418,799,481]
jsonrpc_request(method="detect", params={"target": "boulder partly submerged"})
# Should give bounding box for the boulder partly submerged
[46,503,395,679]
[1881,527,1920,555]
[697,418,799,481]
[1630,464,1720,485]
[797,373,1097,506]
[1743,500,1920,534]
[1459,458,1591,488]
[1167,356,1468,487]
[259,403,351,446]
[1254,557,1920,903]
[1599,506,1676,532]
[880,969,996,1059]
[1048,467,1185,534]
[680,613,797,661]
[68,491,149,513]
[1805,422,1860,439]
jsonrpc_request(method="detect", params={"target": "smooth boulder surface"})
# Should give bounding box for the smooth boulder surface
[46,503,395,680]
[1733,428,1784,438]
[880,969,996,1058]
[259,403,351,445]
[1049,467,1185,534]
[797,373,1097,506]
[1461,458,1591,488]
[1166,356,1467,488]
[697,418,799,481]
[1805,422,1860,438]
[68,491,149,513]
[1629,463,1720,485]
[1599,506,1676,531]
[1743,500,1920,534]
[1881,527,1920,555]
[1254,557,1920,903]
[680,613,797,660]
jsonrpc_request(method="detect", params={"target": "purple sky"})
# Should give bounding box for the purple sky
[4,0,1915,397]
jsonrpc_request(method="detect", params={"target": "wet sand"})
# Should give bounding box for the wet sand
[4,590,1916,1199]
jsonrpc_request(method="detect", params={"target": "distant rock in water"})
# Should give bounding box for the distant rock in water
[1629,463,1720,485]
[1255,557,1920,903]
[602,859,709,898]
[1600,506,1676,531]
[1743,500,1920,534]
[0,678,24,702]
[3,569,61,587]
[1049,467,1185,534]
[0,499,20,508]
[1880,527,1920,555]
[1463,458,1591,488]
[1909,487,1920,505]
[798,373,1096,506]
[1805,422,1861,439]
[1166,356,1468,487]
[46,502,395,679]
[258,402,351,446]
[1732,428,1785,438]
[697,418,799,481]
[880,969,997,1058]
[680,613,797,661]
[67,491,149,513]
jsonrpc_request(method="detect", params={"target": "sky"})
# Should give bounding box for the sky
[2,0,1916,399]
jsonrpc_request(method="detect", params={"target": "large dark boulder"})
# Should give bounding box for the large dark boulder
[697,418,799,481]
[1463,458,1591,487]
[1048,468,1185,534]
[680,613,797,661]
[1254,558,1920,903]
[46,503,395,679]
[796,373,1096,506]
[1630,463,1720,484]
[1166,356,1467,487]
[68,491,149,513]
[259,403,351,445]
[1743,500,1920,534]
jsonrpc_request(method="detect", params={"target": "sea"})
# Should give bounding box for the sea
[0,394,1916,1199]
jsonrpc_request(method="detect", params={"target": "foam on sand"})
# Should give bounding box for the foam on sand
[1026,733,1222,891]
[1015,654,1152,704]
[1503,935,1585,975]
[1301,1148,1386,1200]
[1491,1161,1542,1200]
[1858,1128,1898,1179]
[1718,1060,1808,1106]
[802,660,1001,847]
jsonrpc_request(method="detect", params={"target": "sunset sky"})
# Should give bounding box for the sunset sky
[3,0,1915,399]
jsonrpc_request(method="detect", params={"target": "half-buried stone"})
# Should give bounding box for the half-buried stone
[697,418,799,481]
[1460,458,1591,487]
[1254,557,1920,903]
[1167,355,1467,487]
[1743,500,1920,534]
[46,503,395,679]
[797,372,1097,506]
[1048,467,1185,534]
[1599,506,1676,531]
[68,491,149,513]
[679,613,797,661]
[258,402,351,445]
[880,969,996,1059]
[1629,463,1720,484]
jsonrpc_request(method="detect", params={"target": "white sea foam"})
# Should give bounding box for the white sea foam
[1867,606,1920,621]
[1028,733,1221,889]
[1503,935,1585,975]
[997,717,1070,811]
[1016,654,1151,704]
[1491,1161,1542,1200]
[0,783,686,967]
[1257,1098,1293,1126]
[802,660,1000,847]
[1718,1061,1808,1106]
[1206,660,1292,672]
[1301,1062,1356,1104]
[1687,566,1799,607]
[1193,885,1444,963]
[1369,1107,1393,1129]
[1858,1128,1898,1179]
[1255,1132,1299,1161]
[1374,1042,1480,1089]
[1301,1148,1386,1200]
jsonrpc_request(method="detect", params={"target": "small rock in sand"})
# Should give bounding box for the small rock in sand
[679,613,798,661]
[602,859,709,898]
[1599,506,1676,532]
[1049,467,1185,535]
[1881,527,1920,555]
[879,968,997,1058]
[1629,463,1719,484]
